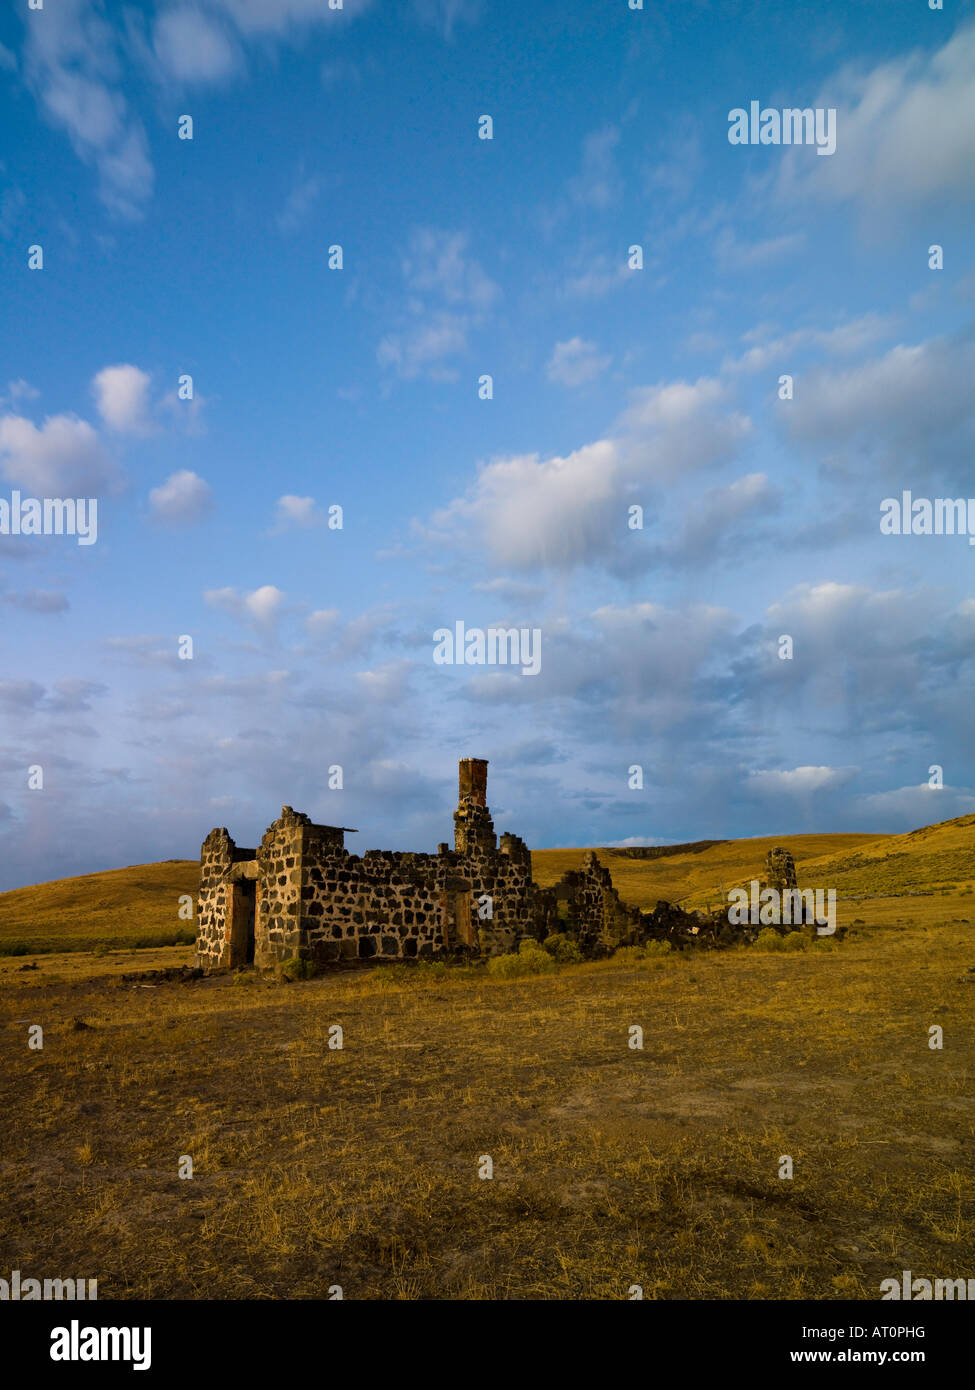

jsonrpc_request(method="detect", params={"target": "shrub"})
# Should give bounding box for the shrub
[280,957,317,981]
[781,931,808,951]
[487,939,558,979]
[613,945,646,964]
[643,939,673,956]
[542,932,584,964]
[753,928,785,952]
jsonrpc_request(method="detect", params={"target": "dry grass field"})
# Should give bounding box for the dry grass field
[1,816,973,1300]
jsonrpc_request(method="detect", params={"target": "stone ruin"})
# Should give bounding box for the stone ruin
[195,759,644,972]
[194,763,826,973]
[765,846,798,894]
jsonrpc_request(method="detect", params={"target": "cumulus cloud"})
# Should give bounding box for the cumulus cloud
[546,337,611,387]
[92,364,152,433]
[778,23,975,211]
[781,331,975,483]
[152,6,238,82]
[148,470,214,524]
[747,765,858,795]
[426,374,751,572]
[205,584,286,624]
[430,439,623,571]
[853,782,975,826]
[0,412,116,493]
[272,494,324,530]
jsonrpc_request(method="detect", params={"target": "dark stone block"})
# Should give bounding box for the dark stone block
[359,936,377,958]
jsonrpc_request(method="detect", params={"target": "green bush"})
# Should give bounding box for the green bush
[612,945,646,964]
[487,939,558,979]
[542,932,584,964]
[781,931,809,951]
[643,939,673,956]
[280,957,317,981]
[753,928,785,952]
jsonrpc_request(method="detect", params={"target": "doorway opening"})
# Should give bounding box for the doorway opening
[228,879,256,966]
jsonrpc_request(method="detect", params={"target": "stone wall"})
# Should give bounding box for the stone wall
[295,808,534,965]
[196,827,235,969]
[253,808,307,968]
[195,761,634,972]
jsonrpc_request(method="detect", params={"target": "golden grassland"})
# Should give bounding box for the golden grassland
[0,815,973,1299]
[0,861,199,954]
[532,833,884,910]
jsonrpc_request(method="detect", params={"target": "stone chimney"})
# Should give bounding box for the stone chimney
[454,758,495,854]
[458,757,488,807]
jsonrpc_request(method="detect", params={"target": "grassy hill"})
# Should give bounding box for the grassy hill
[0,860,199,954]
[532,833,885,910]
[2,813,973,954]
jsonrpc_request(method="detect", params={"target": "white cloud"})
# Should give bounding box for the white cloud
[779,23,975,210]
[725,312,894,374]
[379,228,497,380]
[307,608,340,632]
[0,379,40,410]
[205,584,285,624]
[0,412,115,493]
[427,374,751,572]
[431,439,623,571]
[546,337,611,388]
[354,660,413,703]
[401,228,497,310]
[714,228,806,271]
[273,495,323,529]
[153,7,238,82]
[747,766,857,795]
[209,0,372,36]
[853,783,975,824]
[782,331,975,479]
[92,364,152,433]
[148,470,214,524]
[378,312,469,381]
[23,0,154,218]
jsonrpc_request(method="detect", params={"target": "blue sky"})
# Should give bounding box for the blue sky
[1,0,974,890]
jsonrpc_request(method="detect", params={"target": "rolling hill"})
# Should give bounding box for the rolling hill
[1,813,973,954]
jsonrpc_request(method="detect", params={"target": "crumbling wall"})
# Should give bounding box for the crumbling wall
[299,846,447,963]
[251,808,307,967]
[196,828,243,969]
[539,850,643,955]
